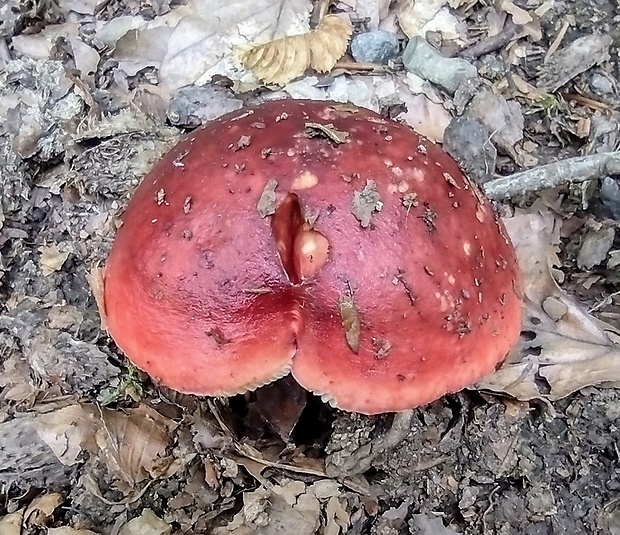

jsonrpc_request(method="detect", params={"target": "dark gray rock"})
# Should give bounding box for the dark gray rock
[589,72,616,99]
[601,176,620,219]
[443,116,497,183]
[167,85,243,128]
[351,30,400,65]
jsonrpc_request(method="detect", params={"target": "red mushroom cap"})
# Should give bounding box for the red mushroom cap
[104,99,522,414]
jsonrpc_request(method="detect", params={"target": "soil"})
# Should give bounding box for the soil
[1,0,620,533]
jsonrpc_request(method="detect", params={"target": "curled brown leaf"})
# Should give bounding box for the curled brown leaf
[241,15,352,85]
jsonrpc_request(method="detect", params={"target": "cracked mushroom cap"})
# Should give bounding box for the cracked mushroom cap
[104,99,522,415]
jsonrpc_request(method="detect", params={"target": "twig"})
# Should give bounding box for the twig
[565,93,613,112]
[233,442,329,478]
[544,19,570,63]
[460,20,519,59]
[483,151,620,201]
[482,484,502,532]
[334,60,389,74]
[588,290,620,314]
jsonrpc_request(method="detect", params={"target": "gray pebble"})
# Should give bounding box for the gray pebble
[589,72,616,98]
[403,36,478,94]
[443,117,497,183]
[601,176,620,219]
[351,30,400,65]
[167,84,243,128]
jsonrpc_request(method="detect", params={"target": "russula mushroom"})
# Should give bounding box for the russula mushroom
[104,99,522,415]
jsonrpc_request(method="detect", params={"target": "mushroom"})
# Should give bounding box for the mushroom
[103,99,522,415]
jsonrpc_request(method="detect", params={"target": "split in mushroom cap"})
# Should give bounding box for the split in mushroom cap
[103,99,522,415]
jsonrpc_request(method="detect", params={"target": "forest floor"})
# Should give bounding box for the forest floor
[0,0,620,533]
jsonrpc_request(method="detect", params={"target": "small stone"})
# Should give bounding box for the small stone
[167,84,243,128]
[402,36,478,94]
[443,117,497,184]
[589,72,616,99]
[601,177,620,219]
[351,30,400,65]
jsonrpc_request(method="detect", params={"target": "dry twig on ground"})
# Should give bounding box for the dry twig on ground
[484,151,620,200]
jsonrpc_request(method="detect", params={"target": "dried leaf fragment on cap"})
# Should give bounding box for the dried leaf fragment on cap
[304,122,350,144]
[241,14,352,85]
[339,291,361,353]
[352,180,382,228]
[257,178,278,217]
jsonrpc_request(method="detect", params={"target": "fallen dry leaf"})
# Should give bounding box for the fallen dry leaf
[35,404,99,466]
[395,77,452,142]
[324,493,350,535]
[35,403,177,486]
[241,15,352,85]
[0,336,37,404]
[0,511,23,535]
[577,226,615,269]
[24,492,64,527]
[94,0,312,92]
[118,509,171,535]
[354,0,392,30]
[499,0,542,41]
[95,404,178,485]
[478,210,620,401]
[411,513,461,534]
[48,528,100,535]
[162,0,312,89]
[87,267,107,330]
[213,479,346,535]
[39,244,71,276]
[500,0,532,25]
